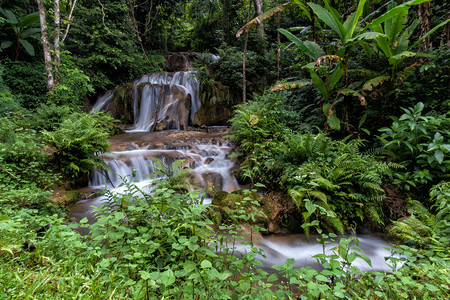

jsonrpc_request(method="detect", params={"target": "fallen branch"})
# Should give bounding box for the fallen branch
[0,165,18,180]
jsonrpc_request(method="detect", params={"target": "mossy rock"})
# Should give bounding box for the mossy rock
[211,190,269,230]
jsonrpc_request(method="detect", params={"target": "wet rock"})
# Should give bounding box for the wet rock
[204,157,214,164]
[193,94,234,127]
[211,190,302,235]
[202,172,223,195]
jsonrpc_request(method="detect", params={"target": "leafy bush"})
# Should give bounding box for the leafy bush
[379,102,449,192]
[42,112,111,183]
[51,53,94,106]
[390,181,449,257]
[286,137,394,231]
[0,59,47,109]
[1,176,449,299]
[231,98,393,231]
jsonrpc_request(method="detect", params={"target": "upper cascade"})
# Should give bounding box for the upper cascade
[91,71,200,132]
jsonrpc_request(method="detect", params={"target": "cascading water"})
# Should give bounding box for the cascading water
[91,71,200,132]
[69,129,240,224]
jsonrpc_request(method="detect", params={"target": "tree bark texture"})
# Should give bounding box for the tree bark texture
[37,0,54,93]
[54,0,61,85]
[418,2,432,51]
[253,0,264,37]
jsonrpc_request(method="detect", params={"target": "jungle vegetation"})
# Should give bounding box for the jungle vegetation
[0,0,449,298]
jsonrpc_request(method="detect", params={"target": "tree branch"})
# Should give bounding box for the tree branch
[61,0,78,43]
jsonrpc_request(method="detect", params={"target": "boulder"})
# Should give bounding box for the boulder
[211,190,302,235]
[163,52,200,72]
[202,171,223,195]
[193,84,234,127]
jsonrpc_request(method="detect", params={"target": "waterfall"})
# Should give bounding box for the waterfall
[91,90,114,112]
[88,139,239,196]
[91,71,200,132]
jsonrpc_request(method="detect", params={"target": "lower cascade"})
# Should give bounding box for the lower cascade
[70,129,401,272]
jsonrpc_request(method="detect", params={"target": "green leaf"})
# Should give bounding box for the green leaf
[19,39,34,56]
[0,9,18,24]
[305,200,316,215]
[387,9,408,44]
[309,2,345,42]
[17,13,39,28]
[434,150,444,164]
[1,41,13,49]
[370,0,429,27]
[328,66,344,90]
[267,273,278,282]
[200,259,212,269]
[425,283,439,292]
[347,32,385,42]
[315,274,328,282]
[114,212,125,221]
[344,0,367,40]
[328,113,341,130]
[412,18,450,49]
[160,269,175,286]
[309,70,327,99]
[278,29,324,60]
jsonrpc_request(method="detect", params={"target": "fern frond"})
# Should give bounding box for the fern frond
[365,205,383,225]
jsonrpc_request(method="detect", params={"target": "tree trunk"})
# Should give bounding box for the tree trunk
[253,0,264,37]
[54,0,61,85]
[418,2,432,51]
[243,1,252,103]
[37,0,54,93]
[277,12,280,81]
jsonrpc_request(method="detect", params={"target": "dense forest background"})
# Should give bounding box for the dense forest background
[1,0,449,298]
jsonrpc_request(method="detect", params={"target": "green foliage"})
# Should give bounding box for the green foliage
[209,45,278,101]
[0,8,40,60]
[0,90,22,117]
[0,117,59,211]
[42,112,111,182]
[66,0,158,92]
[287,137,392,230]
[390,181,449,256]
[230,94,392,230]
[1,175,449,299]
[278,0,448,132]
[33,103,74,130]
[0,59,47,109]
[379,102,449,191]
[51,52,94,107]
[148,157,193,193]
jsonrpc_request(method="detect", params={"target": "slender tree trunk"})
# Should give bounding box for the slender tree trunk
[37,0,54,93]
[61,0,77,43]
[441,10,450,47]
[253,0,264,37]
[418,2,432,51]
[54,0,61,85]
[243,1,252,103]
[277,11,280,81]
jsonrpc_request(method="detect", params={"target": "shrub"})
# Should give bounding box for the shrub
[379,102,449,192]
[42,112,111,184]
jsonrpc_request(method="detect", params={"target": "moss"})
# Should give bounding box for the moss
[211,190,270,229]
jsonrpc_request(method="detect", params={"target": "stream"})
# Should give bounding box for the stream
[69,71,401,273]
